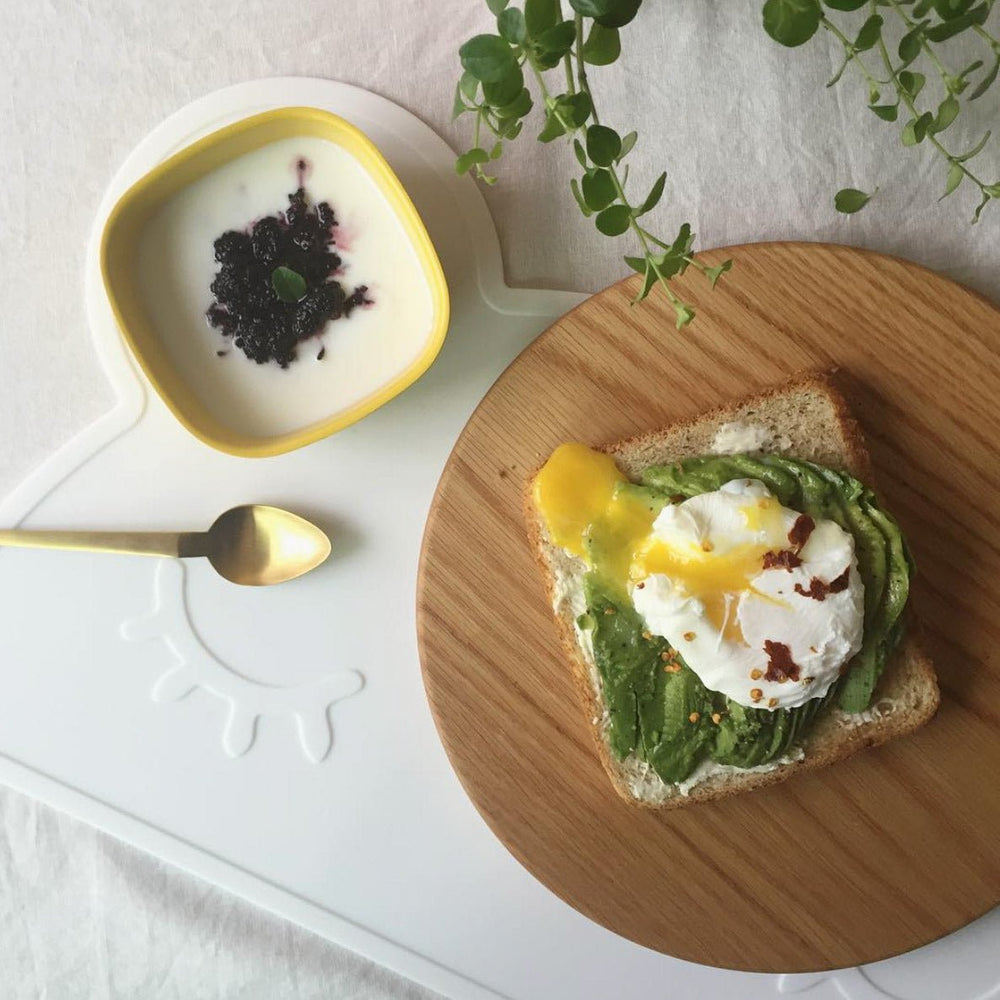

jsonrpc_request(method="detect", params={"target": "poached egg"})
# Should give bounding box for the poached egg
[533,443,864,711]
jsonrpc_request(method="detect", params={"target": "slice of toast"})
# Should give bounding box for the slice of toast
[525,370,940,809]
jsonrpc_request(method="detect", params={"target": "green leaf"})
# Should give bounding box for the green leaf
[582,22,621,65]
[455,147,491,174]
[565,92,593,126]
[497,117,523,140]
[451,83,468,121]
[834,187,875,213]
[582,168,617,211]
[853,14,883,51]
[459,70,480,101]
[570,178,593,216]
[624,255,646,274]
[970,55,1000,100]
[898,23,926,65]
[925,3,989,40]
[497,7,526,43]
[668,222,695,257]
[705,259,733,289]
[869,103,899,121]
[955,130,991,161]
[673,303,696,329]
[824,0,867,8]
[940,163,964,199]
[532,19,576,68]
[762,0,822,47]
[897,70,926,98]
[459,35,517,83]
[482,64,524,106]
[637,171,667,216]
[524,0,559,36]
[632,263,657,304]
[537,108,567,142]
[569,0,642,28]
[930,94,960,134]
[496,86,533,119]
[490,140,504,160]
[587,124,622,166]
[487,0,509,13]
[573,139,588,169]
[618,130,638,161]
[902,112,933,145]
[271,266,307,303]
[595,204,631,236]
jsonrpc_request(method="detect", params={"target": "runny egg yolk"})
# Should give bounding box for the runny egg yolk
[533,444,786,637]
[532,443,625,559]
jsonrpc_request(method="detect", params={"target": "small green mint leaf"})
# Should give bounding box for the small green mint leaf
[271,266,307,303]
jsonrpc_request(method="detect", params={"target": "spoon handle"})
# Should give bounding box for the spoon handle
[0,528,194,558]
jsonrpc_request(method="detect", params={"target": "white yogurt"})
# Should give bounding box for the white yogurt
[136,135,435,437]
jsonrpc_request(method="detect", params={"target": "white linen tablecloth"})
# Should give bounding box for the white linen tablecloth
[1,1,998,996]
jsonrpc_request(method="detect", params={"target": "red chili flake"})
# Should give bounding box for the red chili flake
[763,640,801,683]
[795,565,850,601]
[762,549,803,571]
[788,514,815,549]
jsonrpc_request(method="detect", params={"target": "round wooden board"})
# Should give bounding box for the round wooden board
[415,242,1000,972]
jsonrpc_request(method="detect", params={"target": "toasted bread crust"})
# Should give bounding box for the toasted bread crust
[524,369,940,809]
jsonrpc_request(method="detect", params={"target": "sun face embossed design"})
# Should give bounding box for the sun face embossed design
[121,559,363,762]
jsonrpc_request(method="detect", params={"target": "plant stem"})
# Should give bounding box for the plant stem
[574,14,600,126]
[868,7,991,193]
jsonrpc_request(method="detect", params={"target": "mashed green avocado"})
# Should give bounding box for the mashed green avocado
[579,454,912,785]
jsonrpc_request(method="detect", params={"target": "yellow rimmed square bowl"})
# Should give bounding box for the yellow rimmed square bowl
[100,107,449,457]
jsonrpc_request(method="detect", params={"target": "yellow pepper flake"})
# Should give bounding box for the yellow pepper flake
[604,607,616,615]
[683,631,695,641]
[750,688,763,703]
[642,631,652,640]
[768,697,779,708]
[688,711,700,723]
[664,662,682,674]
[750,669,763,680]
[711,713,722,725]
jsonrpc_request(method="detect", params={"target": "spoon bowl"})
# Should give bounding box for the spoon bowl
[201,505,332,585]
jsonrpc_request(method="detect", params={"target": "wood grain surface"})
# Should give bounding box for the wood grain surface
[415,242,1000,972]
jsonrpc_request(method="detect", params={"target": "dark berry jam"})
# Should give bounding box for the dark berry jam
[206,187,370,368]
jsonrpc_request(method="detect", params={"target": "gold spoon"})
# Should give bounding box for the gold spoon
[0,504,331,586]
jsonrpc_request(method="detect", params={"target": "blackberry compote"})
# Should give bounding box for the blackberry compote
[207,187,370,368]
